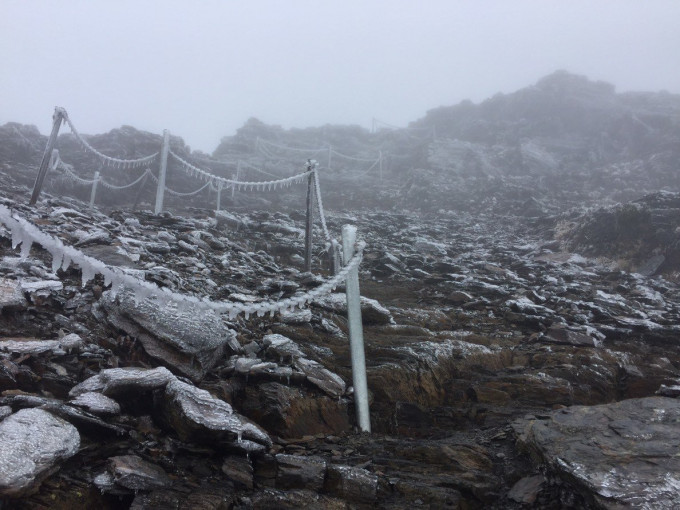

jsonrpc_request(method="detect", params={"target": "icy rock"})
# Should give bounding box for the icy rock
[0,333,83,356]
[293,358,346,397]
[215,210,250,230]
[0,406,11,421]
[513,397,680,508]
[69,366,175,398]
[507,475,545,504]
[324,464,378,503]
[69,392,121,416]
[19,279,63,293]
[0,408,80,497]
[155,378,271,448]
[540,325,601,347]
[312,292,394,325]
[275,454,327,491]
[0,277,27,310]
[262,334,305,363]
[279,308,312,324]
[101,289,239,381]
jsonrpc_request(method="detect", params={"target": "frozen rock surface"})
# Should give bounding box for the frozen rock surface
[0,408,80,497]
[513,397,680,509]
[69,366,175,398]
[100,289,239,381]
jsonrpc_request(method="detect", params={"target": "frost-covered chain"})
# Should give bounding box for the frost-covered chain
[169,150,312,191]
[0,205,365,319]
[61,110,158,168]
[99,169,153,190]
[55,158,99,185]
[164,180,211,197]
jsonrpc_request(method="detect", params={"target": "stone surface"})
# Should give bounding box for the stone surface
[513,397,680,508]
[0,277,27,310]
[100,289,239,381]
[0,408,80,497]
[275,454,327,492]
[107,455,171,491]
[324,464,378,503]
[156,378,271,448]
[69,366,176,398]
[68,391,121,415]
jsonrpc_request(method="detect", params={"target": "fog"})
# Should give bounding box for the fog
[2,0,679,153]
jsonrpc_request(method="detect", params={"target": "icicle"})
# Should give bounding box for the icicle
[103,270,113,287]
[51,251,63,273]
[11,227,21,249]
[80,261,95,287]
[19,238,33,258]
[62,254,72,271]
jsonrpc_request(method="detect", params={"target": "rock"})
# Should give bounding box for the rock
[222,455,254,489]
[279,308,312,324]
[540,325,602,347]
[155,378,271,449]
[0,408,80,497]
[313,292,393,325]
[513,397,680,508]
[241,382,350,438]
[275,454,326,491]
[656,383,680,398]
[100,290,239,381]
[68,392,121,415]
[293,357,346,397]
[0,277,26,310]
[106,455,171,492]
[0,406,11,420]
[507,475,545,504]
[0,333,84,356]
[324,464,378,503]
[69,366,175,398]
[262,334,305,363]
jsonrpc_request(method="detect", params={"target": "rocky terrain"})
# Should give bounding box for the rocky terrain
[0,71,680,508]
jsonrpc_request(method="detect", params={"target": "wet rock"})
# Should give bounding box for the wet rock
[102,455,171,492]
[275,454,326,491]
[540,325,602,347]
[155,378,271,449]
[507,474,545,504]
[69,366,175,398]
[248,488,346,509]
[656,383,680,398]
[0,406,11,420]
[324,464,378,503]
[262,333,305,363]
[222,455,254,489]
[0,408,80,497]
[100,290,239,381]
[513,396,680,508]
[242,382,350,438]
[69,391,121,416]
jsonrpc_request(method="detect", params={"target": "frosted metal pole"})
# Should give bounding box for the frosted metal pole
[30,107,65,205]
[216,183,222,211]
[89,171,100,207]
[379,151,383,181]
[304,162,315,272]
[327,146,332,170]
[342,224,370,432]
[154,129,170,214]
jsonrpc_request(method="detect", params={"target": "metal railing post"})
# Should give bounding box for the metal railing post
[304,161,315,272]
[30,107,65,205]
[89,171,100,207]
[216,183,222,211]
[154,129,170,214]
[342,224,370,432]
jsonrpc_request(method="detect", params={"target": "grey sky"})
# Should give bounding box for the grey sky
[2,0,679,153]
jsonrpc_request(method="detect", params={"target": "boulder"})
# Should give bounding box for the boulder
[0,408,80,497]
[69,366,175,398]
[275,454,326,492]
[100,290,239,381]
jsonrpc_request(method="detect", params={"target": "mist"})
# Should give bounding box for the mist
[2,0,679,153]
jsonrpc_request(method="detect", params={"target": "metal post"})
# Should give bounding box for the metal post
[89,171,100,207]
[327,146,332,171]
[304,161,315,272]
[216,183,222,211]
[378,151,383,181]
[342,224,370,433]
[154,129,170,214]
[30,107,65,205]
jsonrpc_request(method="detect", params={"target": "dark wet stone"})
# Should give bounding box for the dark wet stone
[513,397,680,508]
[222,455,254,489]
[507,474,545,504]
[107,454,171,491]
[324,464,378,503]
[275,454,326,491]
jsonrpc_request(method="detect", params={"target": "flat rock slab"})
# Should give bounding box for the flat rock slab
[156,378,271,449]
[0,333,83,356]
[100,289,239,381]
[0,277,26,310]
[69,366,176,398]
[513,397,680,508]
[313,292,394,325]
[0,408,80,497]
